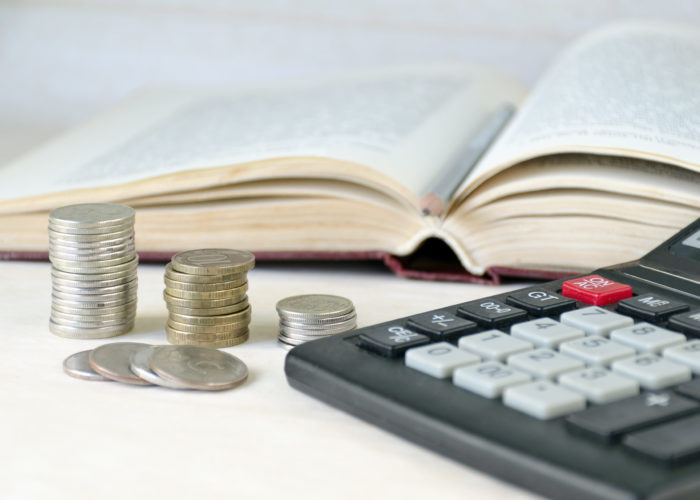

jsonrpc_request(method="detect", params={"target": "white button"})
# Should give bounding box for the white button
[611,354,691,390]
[405,342,480,378]
[453,361,531,398]
[560,307,633,336]
[663,340,700,374]
[559,336,636,366]
[503,380,586,420]
[610,322,685,353]
[507,348,584,379]
[558,367,639,404]
[511,318,584,348]
[458,330,532,361]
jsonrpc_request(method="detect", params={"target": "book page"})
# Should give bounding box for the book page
[456,21,700,200]
[0,64,525,201]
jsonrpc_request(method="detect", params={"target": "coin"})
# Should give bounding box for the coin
[164,262,245,284]
[276,294,354,319]
[165,332,249,348]
[48,227,134,243]
[51,300,137,316]
[50,320,135,339]
[165,299,250,317]
[164,283,248,300]
[164,275,247,291]
[168,306,251,326]
[167,319,250,334]
[171,249,255,276]
[88,342,152,385]
[128,345,191,389]
[162,291,247,309]
[63,350,112,381]
[150,345,248,390]
[49,203,135,228]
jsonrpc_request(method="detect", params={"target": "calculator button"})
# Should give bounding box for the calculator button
[668,309,700,336]
[510,318,584,349]
[506,289,576,316]
[559,336,636,366]
[507,348,584,380]
[562,275,633,306]
[456,299,527,329]
[623,414,700,463]
[358,324,430,358]
[663,340,700,374]
[453,361,531,398]
[458,330,533,361]
[674,379,700,401]
[558,367,639,404]
[503,380,586,420]
[560,307,633,336]
[616,294,689,322]
[610,322,686,353]
[566,391,699,442]
[611,354,691,390]
[406,311,477,341]
[405,342,479,379]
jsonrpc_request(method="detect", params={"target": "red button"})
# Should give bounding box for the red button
[562,275,633,306]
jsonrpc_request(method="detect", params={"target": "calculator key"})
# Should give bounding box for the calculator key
[674,379,700,401]
[616,293,688,322]
[558,367,639,404]
[566,391,699,442]
[406,311,477,341]
[456,299,527,329]
[503,380,586,420]
[611,354,691,390]
[453,361,531,398]
[510,318,584,349]
[358,324,430,358]
[559,336,636,366]
[562,274,633,306]
[458,330,532,361]
[668,309,700,336]
[610,322,685,353]
[623,414,700,463]
[663,340,700,374]
[506,289,576,316]
[405,342,479,379]
[560,307,633,336]
[507,348,584,380]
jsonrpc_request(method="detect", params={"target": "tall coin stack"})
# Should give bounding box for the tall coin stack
[49,203,138,339]
[164,249,255,348]
[276,294,356,350]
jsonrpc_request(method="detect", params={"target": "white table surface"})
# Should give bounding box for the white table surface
[0,259,541,500]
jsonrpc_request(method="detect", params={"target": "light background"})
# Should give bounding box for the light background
[1,0,700,164]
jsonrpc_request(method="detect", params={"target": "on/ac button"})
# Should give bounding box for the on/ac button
[562,275,633,306]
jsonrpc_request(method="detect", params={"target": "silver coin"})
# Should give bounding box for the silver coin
[52,281,137,296]
[150,345,248,390]
[51,308,137,323]
[50,255,138,274]
[171,249,255,276]
[49,247,135,262]
[277,340,295,351]
[49,203,135,228]
[276,294,354,319]
[50,240,135,255]
[51,266,137,282]
[50,319,135,339]
[280,324,356,339]
[48,221,133,236]
[51,275,137,289]
[164,275,247,292]
[280,316,357,331]
[279,311,358,326]
[49,235,134,250]
[51,300,137,316]
[63,350,112,381]
[164,262,246,284]
[276,333,308,346]
[49,227,134,243]
[88,342,152,385]
[164,282,248,300]
[129,345,190,389]
[51,315,136,329]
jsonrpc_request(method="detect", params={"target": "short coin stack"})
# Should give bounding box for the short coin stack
[276,294,356,349]
[49,203,138,339]
[163,248,255,348]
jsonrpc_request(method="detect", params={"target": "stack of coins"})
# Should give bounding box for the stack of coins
[163,249,254,348]
[276,294,356,350]
[49,203,138,339]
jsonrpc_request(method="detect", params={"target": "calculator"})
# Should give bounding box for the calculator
[285,218,700,500]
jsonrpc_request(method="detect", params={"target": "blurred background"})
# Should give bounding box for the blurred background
[1,0,699,166]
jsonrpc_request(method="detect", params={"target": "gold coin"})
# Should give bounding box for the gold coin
[164,282,248,300]
[164,262,247,284]
[168,306,252,326]
[163,291,247,309]
[165,298,249,316]
[166,330,249,348]
[167,319,250,334]
[171,249,255,275]
[164,275,247,291]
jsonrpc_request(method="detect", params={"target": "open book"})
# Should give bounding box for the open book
[1,21,699,283]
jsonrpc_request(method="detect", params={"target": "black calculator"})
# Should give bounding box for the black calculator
[285,218,700,500]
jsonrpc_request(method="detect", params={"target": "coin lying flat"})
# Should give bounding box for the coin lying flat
[88,342,152,385]
[276,294,356,349]
[150,345,248,390]
[49,203,135,228]
[129,345,190,389]
[63,350,112,381]
[171,249,255,276]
